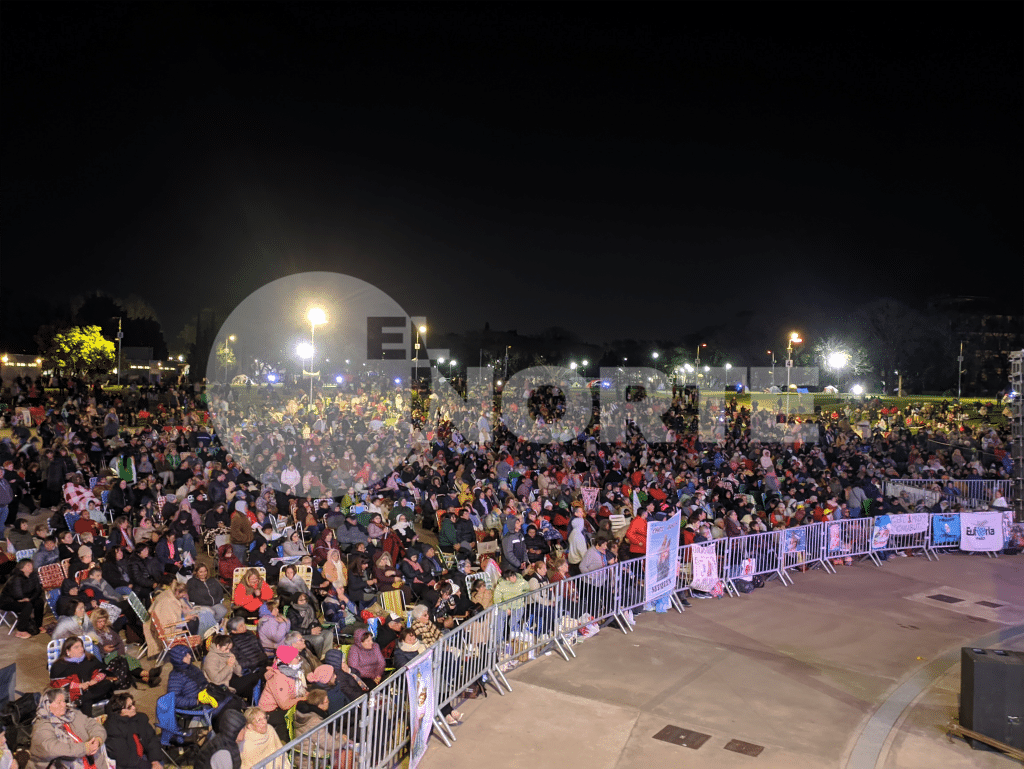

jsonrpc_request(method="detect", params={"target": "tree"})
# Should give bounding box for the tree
[216,343,236,380]
[43,326,115,378]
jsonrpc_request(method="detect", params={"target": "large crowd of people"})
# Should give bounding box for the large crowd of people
[0,371,1017,769]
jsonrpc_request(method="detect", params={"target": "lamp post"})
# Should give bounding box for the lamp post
[696,343,706,366]
[222,334,236,383]
[115,317,123,387]
[505,346,511,380]
[957,340,964,401]
[307,307,326,406]
[414,324,427,381]
[786,332,802,416]
[767,350,776,388]
[296,342,314,403]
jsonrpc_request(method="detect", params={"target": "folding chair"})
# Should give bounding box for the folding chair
[0,610,17,635]
[65,512,80,531]
[156,692,206,767]
[379,589,407,618]
[151,614,204,665]
[294,564,313,590]
[14,548,37,562]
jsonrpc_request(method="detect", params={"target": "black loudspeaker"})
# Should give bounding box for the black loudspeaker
[960,647,1024,750]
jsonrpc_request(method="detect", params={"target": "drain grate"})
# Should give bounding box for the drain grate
[976,600,1003,609]
[927,594,963,604]
[652,725,711,750]
[724,739,765,757]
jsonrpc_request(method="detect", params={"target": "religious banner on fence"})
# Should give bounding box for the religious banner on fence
[871,515,892,550]
[581,486,599,512]
[690,543,719,593]
[1004,512,1024,550]
[888,514,929,536]
[959,512,1004,552]
[644,513,681,604]
[406,648,435,769]
[784,528,806,554]
[931,514,961,547]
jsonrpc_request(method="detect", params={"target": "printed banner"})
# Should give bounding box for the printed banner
[690,543,719,593]
[959,512,1004,552]
[644,513,681,604]
[828,522,844,553]
[581,486,599,511]
[888,513,929,536]
[931,514,961,547]
[406,647,435,769]
[871,515,892,550]
[784,528,807,553]
[1004,513,1024,550]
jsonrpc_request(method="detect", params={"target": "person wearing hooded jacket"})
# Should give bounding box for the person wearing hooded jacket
[566,517,588,576]
[192,709,247,769]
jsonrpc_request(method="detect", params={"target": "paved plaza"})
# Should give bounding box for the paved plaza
[417,553,1024,769]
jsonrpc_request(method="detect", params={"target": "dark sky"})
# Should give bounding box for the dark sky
[3,3,1022,353]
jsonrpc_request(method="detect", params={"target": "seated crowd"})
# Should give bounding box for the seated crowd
[0,373,1016,769]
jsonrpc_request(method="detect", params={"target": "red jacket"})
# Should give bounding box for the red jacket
[625,515,648,554]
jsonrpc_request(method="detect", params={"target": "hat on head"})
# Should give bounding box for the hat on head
[276,645,299,665]
[307,665,334,684]
[387,612,402,622]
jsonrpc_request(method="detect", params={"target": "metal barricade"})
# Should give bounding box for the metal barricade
[559,559,632,634]
[722,529,788,592]
[779,524,820,580]
[883,516,936,560]
[253,696,366,769]
[823,517,875,568]
[360,661,412,769]
[433,605,503,717]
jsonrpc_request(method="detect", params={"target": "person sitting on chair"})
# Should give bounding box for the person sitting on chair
[29,688,110,769]
[49,636,117,716]
[102,693,162,769]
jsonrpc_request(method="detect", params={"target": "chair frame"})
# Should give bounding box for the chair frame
[151,614,204,665]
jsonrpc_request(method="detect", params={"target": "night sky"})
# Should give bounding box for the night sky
[2,3,1022,353]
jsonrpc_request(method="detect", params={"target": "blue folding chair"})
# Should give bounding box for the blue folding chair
[156,693,204,767]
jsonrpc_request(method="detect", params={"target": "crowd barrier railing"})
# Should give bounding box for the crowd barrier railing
[253,511,1018,769]
[721,529,789,590]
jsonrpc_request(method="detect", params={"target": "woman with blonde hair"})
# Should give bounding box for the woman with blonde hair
[239,707,290,769]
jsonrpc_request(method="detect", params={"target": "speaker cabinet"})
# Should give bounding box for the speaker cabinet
[960,647,1024,750]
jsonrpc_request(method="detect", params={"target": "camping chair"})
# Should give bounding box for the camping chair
[47,638,107,715]
[0,610,17,635]
[608,513,628,536]
[38,561,67,617]
[475,539,499,558]
[156,692,205,767]
[124,590,150,657]
[295,564,313,589]
[438,550,457,571]
[75,569,90,584]
[13,548,37,562]
[231,566,266,595]
[100,490,112,521]
[151,614,204,665]
[379,589,406,619]
[64,512,80,531]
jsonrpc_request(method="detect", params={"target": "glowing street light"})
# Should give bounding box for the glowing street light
[851,384,864,396]
[570,362,578,370]
[305,307,327,405]
[414,324,427,380]
[827,351,850,370]
[786,331,802,415]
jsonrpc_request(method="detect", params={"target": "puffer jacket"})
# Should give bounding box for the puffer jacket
[166,644,207,709]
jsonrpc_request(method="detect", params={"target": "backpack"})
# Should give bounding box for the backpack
[0,477,13,506]
[735,578,755,594]
[103,655,133,691]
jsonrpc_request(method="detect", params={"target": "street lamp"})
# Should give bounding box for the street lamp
[767,350,776,387]
[414,324,427,380]
[786,332,802,415]
[696,343,706,365]
[221,334,236,383]
[570,362,578,370]
[306,307,326,405]
[296,342,314,403]
[449,359,456,377]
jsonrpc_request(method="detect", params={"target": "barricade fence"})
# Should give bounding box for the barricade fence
[885,478,1014,509]
[253,512,1017,769]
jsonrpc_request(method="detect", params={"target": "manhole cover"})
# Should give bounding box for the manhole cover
[653,725,711,750]
[927,594,963,604]
[976,601,1003,608]
[724,739,765,757]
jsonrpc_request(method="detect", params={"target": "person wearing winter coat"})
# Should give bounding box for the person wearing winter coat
[0,558,44,637]
[187,564,228,622]
[28,688,109,769]
[202,634,263,700]
[258,646,307,743]
[624,509,648,558]
[256,601,291,655]
[566,517,588,576]
[191,708,247,769]
[101,693,162,769]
